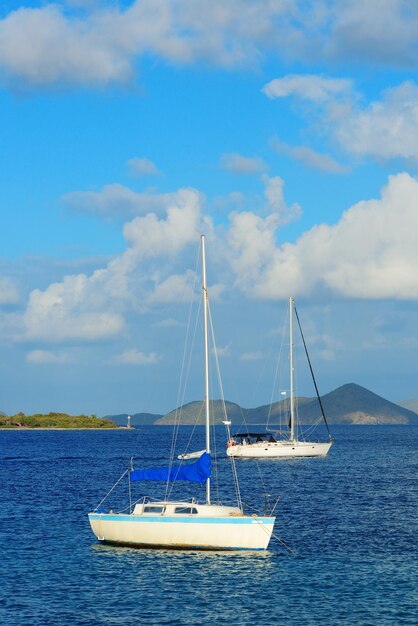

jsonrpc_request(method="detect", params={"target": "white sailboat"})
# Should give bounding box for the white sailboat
[88,235,275,550]
[226,297,333,459]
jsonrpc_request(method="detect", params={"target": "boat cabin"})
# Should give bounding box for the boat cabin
[132,501,243,517]
[228,432,277,446]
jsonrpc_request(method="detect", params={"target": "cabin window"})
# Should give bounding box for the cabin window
[174,507,198,515]
[143,506,165,514]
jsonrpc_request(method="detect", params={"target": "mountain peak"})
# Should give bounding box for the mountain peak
[299,383,418,425]
[104,382,418,426]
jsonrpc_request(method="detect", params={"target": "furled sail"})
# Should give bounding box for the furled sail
[130,452,211,485]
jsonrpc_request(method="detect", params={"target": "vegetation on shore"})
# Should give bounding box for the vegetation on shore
[2,383,417,428]
[0,412,117,429]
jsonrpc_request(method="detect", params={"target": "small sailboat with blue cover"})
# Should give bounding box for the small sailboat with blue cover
[88,235,275,550]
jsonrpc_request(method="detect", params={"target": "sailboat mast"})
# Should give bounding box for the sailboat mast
[289,296,296,441]
[201,234,211,505]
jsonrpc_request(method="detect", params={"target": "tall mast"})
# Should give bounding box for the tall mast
[201,234,211,505]
[289,296,296,442]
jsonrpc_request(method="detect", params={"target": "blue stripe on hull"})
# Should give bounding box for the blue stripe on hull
[89,513,274,525]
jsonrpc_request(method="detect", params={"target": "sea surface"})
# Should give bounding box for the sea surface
[0,425,417,626]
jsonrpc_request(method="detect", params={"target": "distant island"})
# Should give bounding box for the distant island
[107,383,418,427]
[2,383,418,429]
[0,412,117,429]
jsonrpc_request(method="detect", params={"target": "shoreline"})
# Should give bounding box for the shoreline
[0,422,418,432]
[0,426,129,431]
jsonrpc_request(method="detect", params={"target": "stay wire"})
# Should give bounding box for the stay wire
[207,303,239,507]
[166,402,204,502]
[233,401,271,508]
[93,469,129,512]
[244,502,295,555]
[165,244,201,500]
[293,305,332,440]
[266,306,289,433]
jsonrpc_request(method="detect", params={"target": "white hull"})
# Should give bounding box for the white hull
[227,440,332,458]
[89,503,274,550]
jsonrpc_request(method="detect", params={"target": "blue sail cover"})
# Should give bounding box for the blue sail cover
[130,452,211,485]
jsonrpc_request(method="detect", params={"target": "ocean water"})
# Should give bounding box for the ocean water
[0,425,417,626]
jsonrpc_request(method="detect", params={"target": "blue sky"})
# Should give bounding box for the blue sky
[1,0,418,416]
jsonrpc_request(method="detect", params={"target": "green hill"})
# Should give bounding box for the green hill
[0,412,117,429]
[298,383,418,425]
[155,401,243,425]
[154,384,418,426]
[154,395,333,426]
[103,382,418,426]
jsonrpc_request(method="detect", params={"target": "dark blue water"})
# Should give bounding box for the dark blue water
[1,426,417,625]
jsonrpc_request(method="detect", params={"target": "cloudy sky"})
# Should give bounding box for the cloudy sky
[1,0,418,416]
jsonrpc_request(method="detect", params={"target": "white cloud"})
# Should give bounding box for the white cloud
[317,349,335,362]
[63,184,177,218]
[215,342,231,358]
[107,348,160,365]
[23,273,125,341]
[149,271,195,304]
[26,350,74,364]
[2,2,418,90]
[147,270,223,306]
[291,146,348,173]
[265,75,418,163]
[227,211,282,293]
[13,186,203,343]
[263,74,352,102]
[123,188,202,257]
[262,175,301,221]
[9,168,418,359]
[207,283,226,301]
[220,153,266,175]
[271,139,349,174]
[0,4,133,88]
[226,176,301,293]
[225,175,301,292]
[228,172,418,300]
[127,157,160,178]
[0,1,273,88]
[0,277,19,305]
[327,0,418,67]
[333,82,418,160]
[153,318,182,328]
